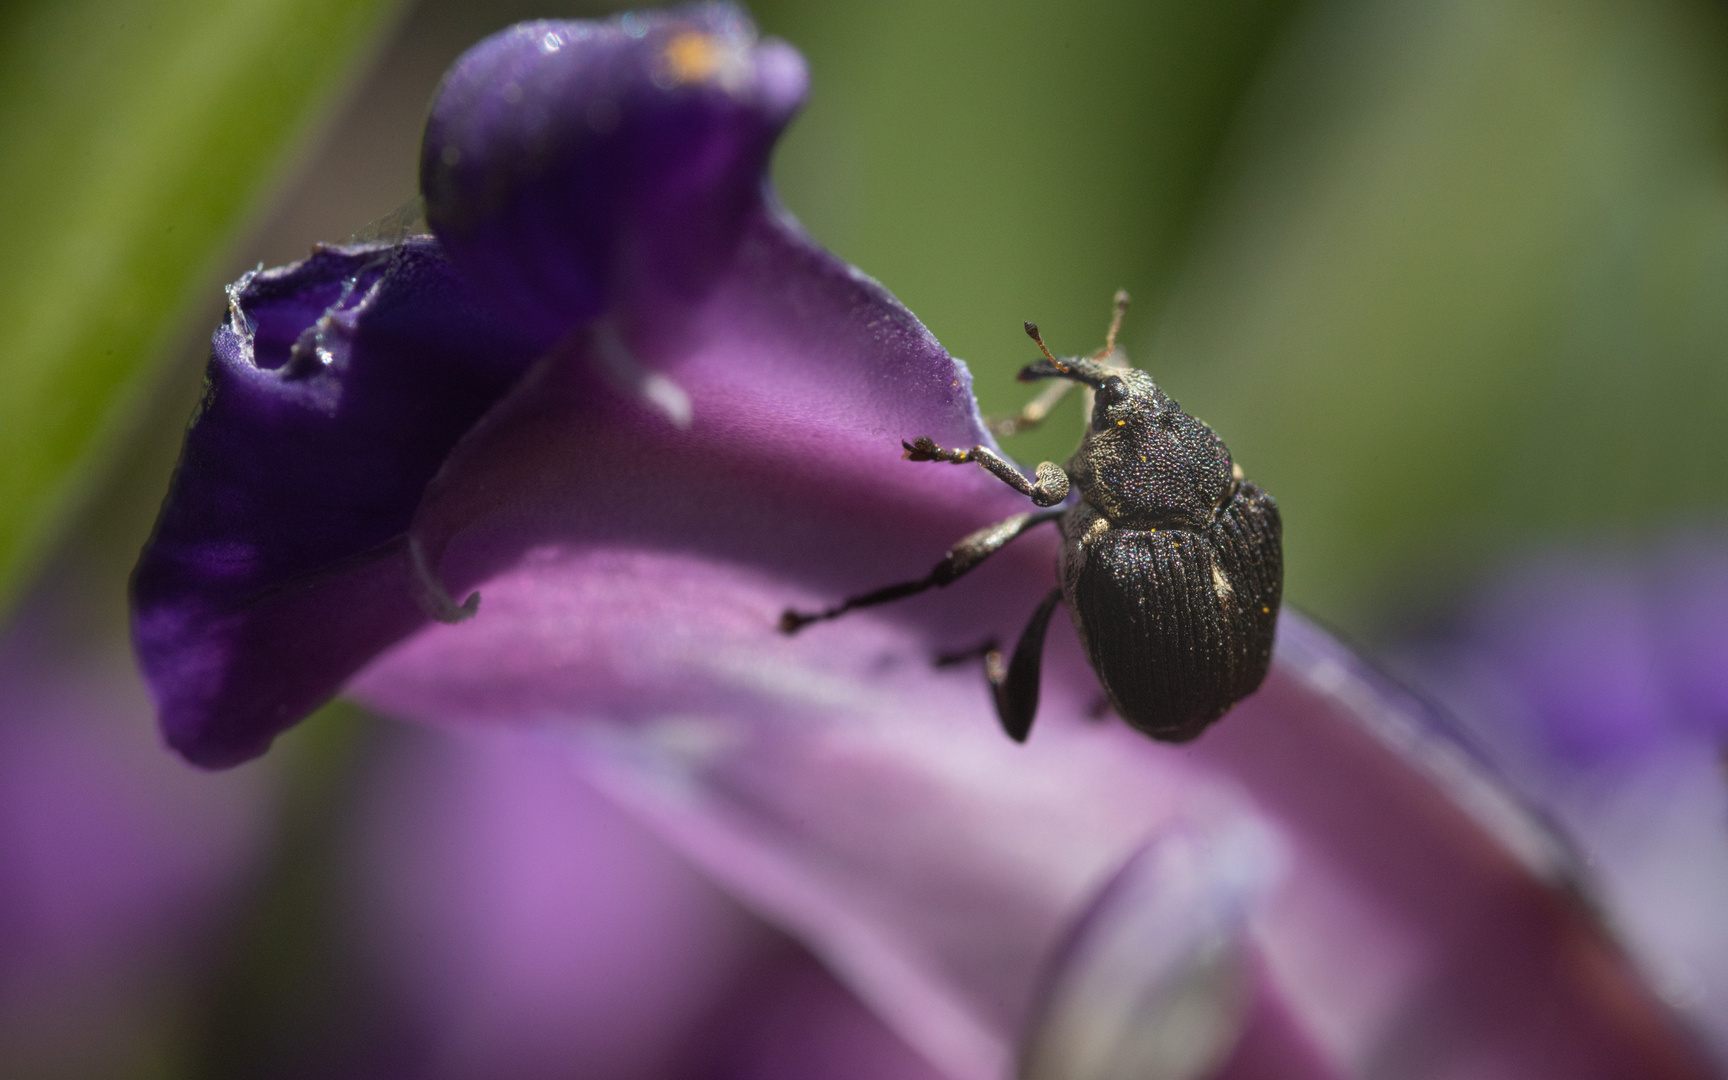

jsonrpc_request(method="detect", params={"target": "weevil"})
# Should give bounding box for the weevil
[780,291,1282,744]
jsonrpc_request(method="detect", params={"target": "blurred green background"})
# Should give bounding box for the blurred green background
[3,0,1728,1074]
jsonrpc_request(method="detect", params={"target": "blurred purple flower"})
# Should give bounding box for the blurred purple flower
[129,5,1719,1078]
[0,579,276,1077]
[1393,535,1728,1066]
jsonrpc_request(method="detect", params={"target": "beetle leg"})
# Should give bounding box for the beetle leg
[779,509,1063,633]
[901,437,1070,507]
[987,378,1076,437]
[991,587,1064,743]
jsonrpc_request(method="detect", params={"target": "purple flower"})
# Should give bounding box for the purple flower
[130,5,1719,1077]
[1394,535,1728,1066]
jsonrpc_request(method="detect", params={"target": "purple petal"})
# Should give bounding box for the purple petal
[351,724,760,1078]
[421,5,808,343]
[1211,969,1346,1080]
[364,614,1263,1080]
[131,240,544,767]
[403,208,1022,664]
[365,113,1176,1073]
[1020,823,1278,1080]
[360,597,1712,1078]
[357,342,1249,1071]
[702,950,952,1080]
[345,722,943,1080]
[132,5,821,768]
[1197,618,1711,1078]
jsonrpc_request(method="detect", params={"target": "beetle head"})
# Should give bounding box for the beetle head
[1089,370,1170,431]
[1071,370,1234,530]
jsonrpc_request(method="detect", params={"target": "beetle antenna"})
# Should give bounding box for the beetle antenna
[1102,289,1130,356]
[1020,320,1111,387]
[1023,322,1071,373]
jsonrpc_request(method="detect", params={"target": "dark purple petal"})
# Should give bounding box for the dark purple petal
[132,5,819,768]
[421,5,807,343]
[131,239,543,767]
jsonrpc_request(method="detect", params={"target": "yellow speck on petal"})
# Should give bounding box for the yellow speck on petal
[665,32,722,84]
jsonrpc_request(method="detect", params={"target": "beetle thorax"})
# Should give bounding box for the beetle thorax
[1064,370,1234,531]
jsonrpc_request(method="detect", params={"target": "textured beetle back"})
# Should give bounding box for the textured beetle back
[1061,484,1281,741]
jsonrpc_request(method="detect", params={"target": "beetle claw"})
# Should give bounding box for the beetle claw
[901,436,944,461]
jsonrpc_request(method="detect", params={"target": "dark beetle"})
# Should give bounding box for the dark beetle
[781,292,1282,744]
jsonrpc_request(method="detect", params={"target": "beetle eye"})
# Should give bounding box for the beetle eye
[1097,376,1128,407]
